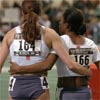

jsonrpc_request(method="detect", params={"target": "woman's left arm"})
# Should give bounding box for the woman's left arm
[0,32,10,73]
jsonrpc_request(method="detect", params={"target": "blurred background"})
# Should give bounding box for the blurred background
[0,0,100,100]
[0,0,100,44]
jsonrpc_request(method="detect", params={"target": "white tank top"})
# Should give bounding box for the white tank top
[56,35,100,77]
[10,26,50,66]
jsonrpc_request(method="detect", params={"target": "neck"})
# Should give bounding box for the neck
[67,32,85,45]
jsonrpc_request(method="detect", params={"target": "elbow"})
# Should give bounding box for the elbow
[44,66,52,71]
[69,66,76,72]
[67,62,80,73]
[47,66,52,70]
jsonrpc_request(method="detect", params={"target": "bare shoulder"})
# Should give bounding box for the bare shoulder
[6,27,16,36]
[3,27,16,46]
[44,27,60,39]
[43,27,62,48]
[45,27,56,33]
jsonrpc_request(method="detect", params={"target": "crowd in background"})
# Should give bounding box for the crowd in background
[0,0,100,44]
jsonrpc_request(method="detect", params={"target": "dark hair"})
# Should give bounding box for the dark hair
[21,0,42,43]
[63,8,86,35]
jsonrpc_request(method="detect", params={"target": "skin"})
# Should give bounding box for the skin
[0,24,92,75]
[0,26,50,100]
[59,16,100,70]
[0,26,92,100]
[8,10,100,100]
[9,17,100,76]
[0,18,93,100]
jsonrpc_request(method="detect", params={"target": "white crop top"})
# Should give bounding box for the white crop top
[10,26,50,66]
[56,35,100,77]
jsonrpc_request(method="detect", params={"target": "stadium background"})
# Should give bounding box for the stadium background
[0,0,100,100]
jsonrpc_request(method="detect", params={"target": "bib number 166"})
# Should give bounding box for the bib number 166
[74,55,89,66]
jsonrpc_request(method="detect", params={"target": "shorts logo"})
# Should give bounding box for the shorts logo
[9,76,16,91]
[40,76,49,89]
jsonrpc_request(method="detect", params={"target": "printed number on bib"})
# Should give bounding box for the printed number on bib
[9,77,16,91]
[19,40,35,51]
[40,76,49,89]
[13,40,41,56]
[71,54,92,67]
[69,48,93,67]
[75,55,89,65]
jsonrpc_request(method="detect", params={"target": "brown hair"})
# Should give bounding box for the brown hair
[21,0,42,43]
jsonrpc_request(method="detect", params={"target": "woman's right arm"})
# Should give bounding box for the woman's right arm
[9,53,58,75]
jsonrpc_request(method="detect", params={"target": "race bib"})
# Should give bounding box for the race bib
[69,48,93,67]
[13,39,41,57]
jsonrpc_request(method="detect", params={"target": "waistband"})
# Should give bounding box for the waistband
[57,76,88,88]
[11,74,41,79]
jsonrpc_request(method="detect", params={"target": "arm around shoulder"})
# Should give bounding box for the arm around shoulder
[45,28,92,76]
[10,53,58,74]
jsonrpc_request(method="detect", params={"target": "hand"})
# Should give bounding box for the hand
[9,61,20,75]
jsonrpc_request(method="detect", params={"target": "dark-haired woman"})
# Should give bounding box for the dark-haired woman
[55,8,100,100]
[0,0,92,100]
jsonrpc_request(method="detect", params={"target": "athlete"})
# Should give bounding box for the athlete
[55,8,100,100]
[9,8,100,100]
[0,0,91,100]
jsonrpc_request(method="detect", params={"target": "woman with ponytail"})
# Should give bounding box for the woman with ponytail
[0,0,95,100]
[1,0,51,99]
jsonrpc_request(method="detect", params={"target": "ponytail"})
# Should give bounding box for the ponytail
[22,11,39,43]
[21,0,42,43]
